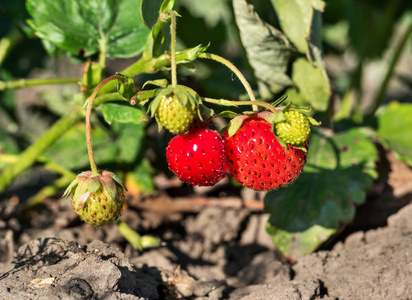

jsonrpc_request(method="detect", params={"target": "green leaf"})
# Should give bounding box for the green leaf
[128,158,154,193]
[292,58,330,111]
[270,0,325,54]
[101,103,147,125]
[266,223,335,258]
[233,0,293,99]
[377,102,412,166]
[264,127,378,258]
[112,122,146,164]
[217,111,240,119]
[227,115,248,137]
[26,0,150,58]
[44,123,118,170]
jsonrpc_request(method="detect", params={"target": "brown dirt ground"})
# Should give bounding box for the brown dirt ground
[0,151,412,299]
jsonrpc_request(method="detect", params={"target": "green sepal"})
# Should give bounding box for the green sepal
[289,105,312,114]
[148,88,173,117]
[110,172,127,191]
[173,88,191,108]
[73,173,94,203]
[142,79,169,89]
[276,136,289,152]
[87,176,101,194]
[99,175,117,203]
[292,144,308,153]
[257,111,285,133]
[242,111,258,116]
[184,44,209,61]
[227,115,249,137]
[271,95,288,107]
[197,104,214,121]
[281,102,292,112]
[63,176,79,198]
[308,116,321,126]
[137,89,160,106]
[217,111,240,118]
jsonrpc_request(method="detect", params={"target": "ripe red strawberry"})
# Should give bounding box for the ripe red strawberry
[223,117,307,191]
[166,128,228,186]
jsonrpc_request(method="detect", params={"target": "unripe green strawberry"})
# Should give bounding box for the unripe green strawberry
[155,94,196,134]
[275,110,311,145]
[63,170,126,226]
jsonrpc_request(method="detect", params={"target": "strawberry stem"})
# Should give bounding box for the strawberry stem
[198,52,258,111]
[203,97,282,115]
[0,77,79,91]
[85,75,128,177]
[169,11,178,88]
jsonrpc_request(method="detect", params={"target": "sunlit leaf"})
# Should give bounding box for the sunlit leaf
[292,58,331,111]
[377,102,412,166]
[112,122,146,164]
[101,103,147,125]
[43,123,118,170]
[233,0,293,99]
[26,0,150,58]
[270,0,325,54]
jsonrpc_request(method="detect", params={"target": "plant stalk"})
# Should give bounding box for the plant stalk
[202,97,282,115]
[198,52,257,111]
[85,75,127,176]
[170,11,178,88]
[0,78,79,91]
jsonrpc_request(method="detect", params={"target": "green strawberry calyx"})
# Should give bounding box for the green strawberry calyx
[63,170,126,212]
[147,85,213,134]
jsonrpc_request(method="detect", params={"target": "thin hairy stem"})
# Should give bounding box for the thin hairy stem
[170,11,178,88]
[198,52,257,111]
[202,97,282,115]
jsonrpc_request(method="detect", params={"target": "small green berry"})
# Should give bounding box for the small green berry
[275,110,311,145]
[155,94,196,134]
[63,170,126,226]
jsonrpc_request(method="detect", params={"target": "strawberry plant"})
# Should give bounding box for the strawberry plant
[0,0,411,259]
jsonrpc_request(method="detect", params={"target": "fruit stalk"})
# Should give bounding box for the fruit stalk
[0,77,79,91]
[198,52,257,111]
[170,10,178,88]
[85,75,128,176]
[202,96,283,115]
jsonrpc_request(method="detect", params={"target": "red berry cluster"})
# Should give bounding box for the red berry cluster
[165,115,307,191]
